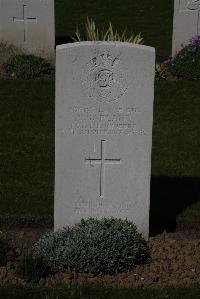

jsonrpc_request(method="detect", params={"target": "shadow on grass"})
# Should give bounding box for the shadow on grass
[1,284,200,299]
[150,176,200,235]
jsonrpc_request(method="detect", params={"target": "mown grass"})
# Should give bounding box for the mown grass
[152,81,200,178]
[0,79,54,216]
[0,285,200,299]
[152,81,200,223]
[0,79,199,220]
[55,0,173,59]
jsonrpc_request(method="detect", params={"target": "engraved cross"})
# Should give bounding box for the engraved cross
[13,5,37,42]
[85,140,121,198]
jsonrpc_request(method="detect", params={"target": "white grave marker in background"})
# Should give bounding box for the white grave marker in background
[55,42,155,239]
[0,0,55,60]
[172,0,200,55]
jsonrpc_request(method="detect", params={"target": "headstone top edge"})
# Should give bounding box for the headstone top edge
[56,41,155,54]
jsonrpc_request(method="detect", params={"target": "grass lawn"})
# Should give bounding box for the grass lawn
[151,81,200,228]
[0,80,54,216]
[0,79,199,223]
[153,81,200,178]
[0,285,200,299]
[55,0,174,60]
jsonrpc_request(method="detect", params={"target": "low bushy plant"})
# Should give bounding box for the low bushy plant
[16,256,50,282]
[0,234,10,266]
[155,63,169,80]
[166,35,200,80]
[0,43,22,65]
[3,54,53,79]
[73,17,143,44]
[34,218,151,275]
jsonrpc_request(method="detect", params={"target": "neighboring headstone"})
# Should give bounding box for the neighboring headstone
[55,42,155,238]
[0,0,55,60]
[172,0,200,55]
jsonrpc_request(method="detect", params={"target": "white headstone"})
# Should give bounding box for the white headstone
[172,0,200,55]
[0,0,55,60]
[55,42,155,239]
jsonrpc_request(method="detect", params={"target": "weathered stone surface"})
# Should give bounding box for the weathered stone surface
[0,0,55,60]
[172,0,200,55]
[55,42,155,238]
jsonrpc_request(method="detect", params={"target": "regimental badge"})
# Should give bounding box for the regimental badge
[82,50,129,102]
[187,0,200,10]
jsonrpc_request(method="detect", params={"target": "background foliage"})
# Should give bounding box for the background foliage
[168,36,200,80]
[73,18,143,44]
[55,0,173,59]
[3,55,53,80]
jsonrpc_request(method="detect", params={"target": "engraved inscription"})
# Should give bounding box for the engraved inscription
[119,203,133,212]
[73,201,90,214]
[73,201,133,215]
[65,106,146,136]
[85,140,121,198]
[13,4,37,42]
[82,51,129,102]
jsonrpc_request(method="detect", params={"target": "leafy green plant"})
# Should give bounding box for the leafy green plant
[34,218,151,275]
[3,54,53,79]
[16,256,50,282]
[166,35,200,80]
[0,43,23,66]
[73,17,143,44]
[0,234,10,266]
[155,63,169,81]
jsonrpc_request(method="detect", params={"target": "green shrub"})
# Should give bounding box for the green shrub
[0,234,10,266]
[155,63,169,81]
[73,17,143,44]
[0,43,23,65]
[3,54,53,79]
[34,218,151,275]
[167,35,200,80]
[16,256,50,282]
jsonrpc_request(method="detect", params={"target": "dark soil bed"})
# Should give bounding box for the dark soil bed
[0,227,200,288]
